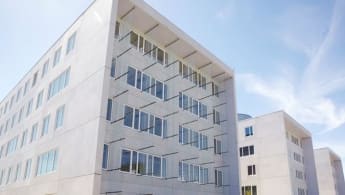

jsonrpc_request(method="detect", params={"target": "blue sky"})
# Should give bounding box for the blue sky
[1,0,345,170]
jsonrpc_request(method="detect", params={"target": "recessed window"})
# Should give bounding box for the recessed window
[14,163,21,182]
[66,32,77,55]
[26,99,33,117]
[41,115,50,137]
[248,165,256,175]
[53,47,61,66]
[36,149,58,176]
[20,130,28,148]
[36,90,44,109]
[102,144,109,169]
[48,68,70,100]
[23,159,32,180]
[123,106,134,127]
[106,99,112,121]
[30,123,38,142]
[214,139,222,155]
[241,186,257,195]
[55,105,65,129]
[32,71,38,87]
[41,60,49,78]
[239,145,255,157]
[245,126,254,136]
[110,58,116,77]
[215,170,223,187]
[115,21,120,38]
[213,109,220,125]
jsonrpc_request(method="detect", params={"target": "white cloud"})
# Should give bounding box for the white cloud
[238,0,345,132]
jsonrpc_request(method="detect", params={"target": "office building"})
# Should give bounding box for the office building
[315,147,345,195]
[0,0,239,194]
[237,111,319,195]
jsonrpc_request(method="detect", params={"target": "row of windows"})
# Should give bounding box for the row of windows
[0,67,70,138]
[127,66,167,100]
[293,152,304,163]
[178,92,207,119]
[291,135,301,147]
[0,149,58,186]
[241,185,257,195]
[0,32,75,120]
[178,161,209,184]
[120,23,221,98]
[120,149,166,178]
[178,126,208,150]
[123,105,167,138]
[239,145,255,157]
[0,105,65,160]
[130,31,169,66]
[36,149,59,176]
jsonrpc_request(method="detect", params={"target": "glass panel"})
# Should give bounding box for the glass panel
[153,157,161,177]
[102,144,109,169]
[148,155,153,176]
[140,112,148,131]
[142,74,150,92]
[149,115,154,134]
[124,106,133,127]
[150,78,156,96]
[127,66,136,86]
[157,48,164,64]
[131,151,137,173]
[130,32,138,48]
[136,71,142,89]
[120,150,131,172]
[138,153,147,175]
[134,109,140,130]
[183,94,188,110]
[155,80,163,99]
[154,117,162,136]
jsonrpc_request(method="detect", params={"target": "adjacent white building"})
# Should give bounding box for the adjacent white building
[315,147,345,195]
[237,111,319,195]
[0,0,239,194]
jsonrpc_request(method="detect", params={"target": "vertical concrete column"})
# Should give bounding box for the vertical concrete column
[302,137,319,195]
[334,160,345,194]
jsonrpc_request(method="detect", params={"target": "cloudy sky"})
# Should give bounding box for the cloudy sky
[1,0,345,171]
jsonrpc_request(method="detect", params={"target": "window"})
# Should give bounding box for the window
[155,81,163,99]
[298,188,306,195]
[36,149,58,176]
[23,80,30,96]
[213,109,220,125]
[53,47,61,66]
[120,149,131,172]
[293,152,302,163]
[127,66,136,86]
[291,135,299,146]
[239,145,255,157]
[6,136,18,155]
[66,32,76,54]
[106,99,112,121]
[130,31,138,48]
[6,167,12,184]
[17,107,24,123]
[120,149,166,178]
[48,68,70,99]
[136,71,142,89]
[110,58,116,77]
[142,73,150,92]
[115,21,120,38]
[30,123,38,142]
[55,105,65,129]
[11,113,16,128]
[36,90,44,109]
[245,126,254,136]
[23,159,32,180]
[157,48,164,64]
[215,170,223,187]
[212,82,219,97]
[9,95,15,109]
[102,144,109,169]
[14,163,21,182]
[21,130,28,148]
[26,98,33,117]
[32,71,38,87]
[140,112,148,131]
[0,170,4,185]
[296,170,304,179]
[124,106,134,127]
[42,60,49,78]
[248,165,256,175]
[241,186,257,195]
[214,139,222,155]
[178,162,207,183]
[154,117,162,136]
[16,87,22,102]
[41,115,50,136]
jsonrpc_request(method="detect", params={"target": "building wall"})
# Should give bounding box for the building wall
[0,0,116,194]
[315,148,345,195]
[238,112,318,195]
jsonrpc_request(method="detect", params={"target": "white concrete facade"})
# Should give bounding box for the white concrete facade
[315,148,345,195]
[237,111,319,195]
[0,0,239,195]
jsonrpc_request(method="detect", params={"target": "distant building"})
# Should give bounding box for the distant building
[315,147,345,195]
[0,0,240,194]
[237,111,319,195]
[237,113,252,121]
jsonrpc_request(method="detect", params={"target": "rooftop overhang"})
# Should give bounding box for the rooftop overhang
[117,0,233,83]
[316,147,342,161]
[283,112,311,138]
